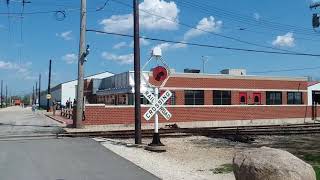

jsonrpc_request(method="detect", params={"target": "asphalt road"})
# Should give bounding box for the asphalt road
[0,106,63,136]
[0,107,159,180]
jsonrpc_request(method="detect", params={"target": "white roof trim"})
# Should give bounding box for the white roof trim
[160,87,307,92]
[170,72,307,81]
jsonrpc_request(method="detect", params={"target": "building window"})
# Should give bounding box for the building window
[128,94,134,105]
[266,92,282,105]
[287,92,302,104]
[213,90,231,105]
[164,91,176,105]
[170,92,176,105]
[140,94,151,105]
[239,92,247,104]
[253,93,261,105]
[117,94,127,105]
[184,90,204,105]
[254,96,259,103]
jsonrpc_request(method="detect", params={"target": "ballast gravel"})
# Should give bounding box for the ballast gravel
[96,136,236,180]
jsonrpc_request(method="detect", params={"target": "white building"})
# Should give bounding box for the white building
[308,82,320,105]
[40,71,113,107]
[95,71,151,105]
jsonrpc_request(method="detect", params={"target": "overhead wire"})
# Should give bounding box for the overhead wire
[224,27,320,42]
[179,1,320,39]
[86,29,320,57]
[0,0,110,16]
[110,0,309,54]
[19,0,25,64]
[6,0,12,47]
[178,0,319,37]
[250,66,320,74]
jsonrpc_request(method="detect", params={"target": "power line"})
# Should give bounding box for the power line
[178,0,319,37]
[6,0,12,47]
[225,27,320,42]
[0,8,79,15]
[19,0,25,64]
[86,29,320,57]
[251,66,320,74]
[110,0,305,54]
[0,0,109,16]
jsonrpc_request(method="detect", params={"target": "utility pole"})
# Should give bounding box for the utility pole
[38,74,41,109]
[76,0,87,128]
[202,56,208,74]
[310,2,320,28]
[0,80,3,108]
[47,59,52,112]
[5,85,7,107]
[32,85,34,105]
[133,0,142,144]
[35,81,38,105]
[9,91,11,106]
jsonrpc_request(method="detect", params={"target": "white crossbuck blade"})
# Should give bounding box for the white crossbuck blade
[143,90,172,121]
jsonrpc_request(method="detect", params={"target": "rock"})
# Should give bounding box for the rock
[233,147,316,180]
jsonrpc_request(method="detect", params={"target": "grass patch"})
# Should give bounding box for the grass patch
[210,164,233,174]
[303,154,320,180]
[313,166,320,180]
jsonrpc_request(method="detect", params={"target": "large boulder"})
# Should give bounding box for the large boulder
[233,147,316,180]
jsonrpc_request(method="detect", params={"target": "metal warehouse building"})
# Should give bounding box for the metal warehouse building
[40,71,113,108]
[82,69,320,127]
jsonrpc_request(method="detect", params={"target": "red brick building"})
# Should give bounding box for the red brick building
[84,70,319,126]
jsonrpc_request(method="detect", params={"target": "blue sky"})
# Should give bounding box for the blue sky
[0,0,320,95]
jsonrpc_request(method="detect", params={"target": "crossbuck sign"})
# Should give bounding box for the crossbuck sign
[143,90,172,121]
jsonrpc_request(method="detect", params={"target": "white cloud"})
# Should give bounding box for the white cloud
[99,0,179,33]
[153,42,187,52]
[171,42,187,49]
[100,14,133,33]
[113,39,150,50]
[101,52,134,64]
[154,43,171,51]
[56,31,73,40]
[253,13,260,21]
[62,53,77,64]
[0,61,13,69]
[0,61,28,72]
[0,60,33,80]
[129,38,150,47]
[184,16,222,40]
[113,42,127,49]
[140,38,150,46]
[272,32,295,47]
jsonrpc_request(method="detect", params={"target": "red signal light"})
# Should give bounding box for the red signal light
[153,66,168,82]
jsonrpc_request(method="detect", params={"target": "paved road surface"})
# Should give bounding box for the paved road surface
[0,107,159,180]
[0,106,63,136]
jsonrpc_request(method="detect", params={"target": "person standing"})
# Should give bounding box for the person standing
[52,100,57,116]
[73,99,77,108]
[66,100,70,109]
[32,103,36,113]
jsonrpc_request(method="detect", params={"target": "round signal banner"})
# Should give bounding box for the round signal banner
[152,66,168,82]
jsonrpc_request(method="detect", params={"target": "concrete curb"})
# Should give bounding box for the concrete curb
[44,114,67,125]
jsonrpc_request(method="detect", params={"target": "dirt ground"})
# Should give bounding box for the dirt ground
[96,134,320,180]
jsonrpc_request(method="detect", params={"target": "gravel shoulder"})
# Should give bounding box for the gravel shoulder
[96,136,236,180]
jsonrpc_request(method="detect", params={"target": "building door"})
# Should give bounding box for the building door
[312,91,320,120]
[312,91,320,104]
[253,93,261,105]
[239,92,247,104]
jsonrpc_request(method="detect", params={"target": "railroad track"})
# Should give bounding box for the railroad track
[0,123,318,140]
[60,123,320,139]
